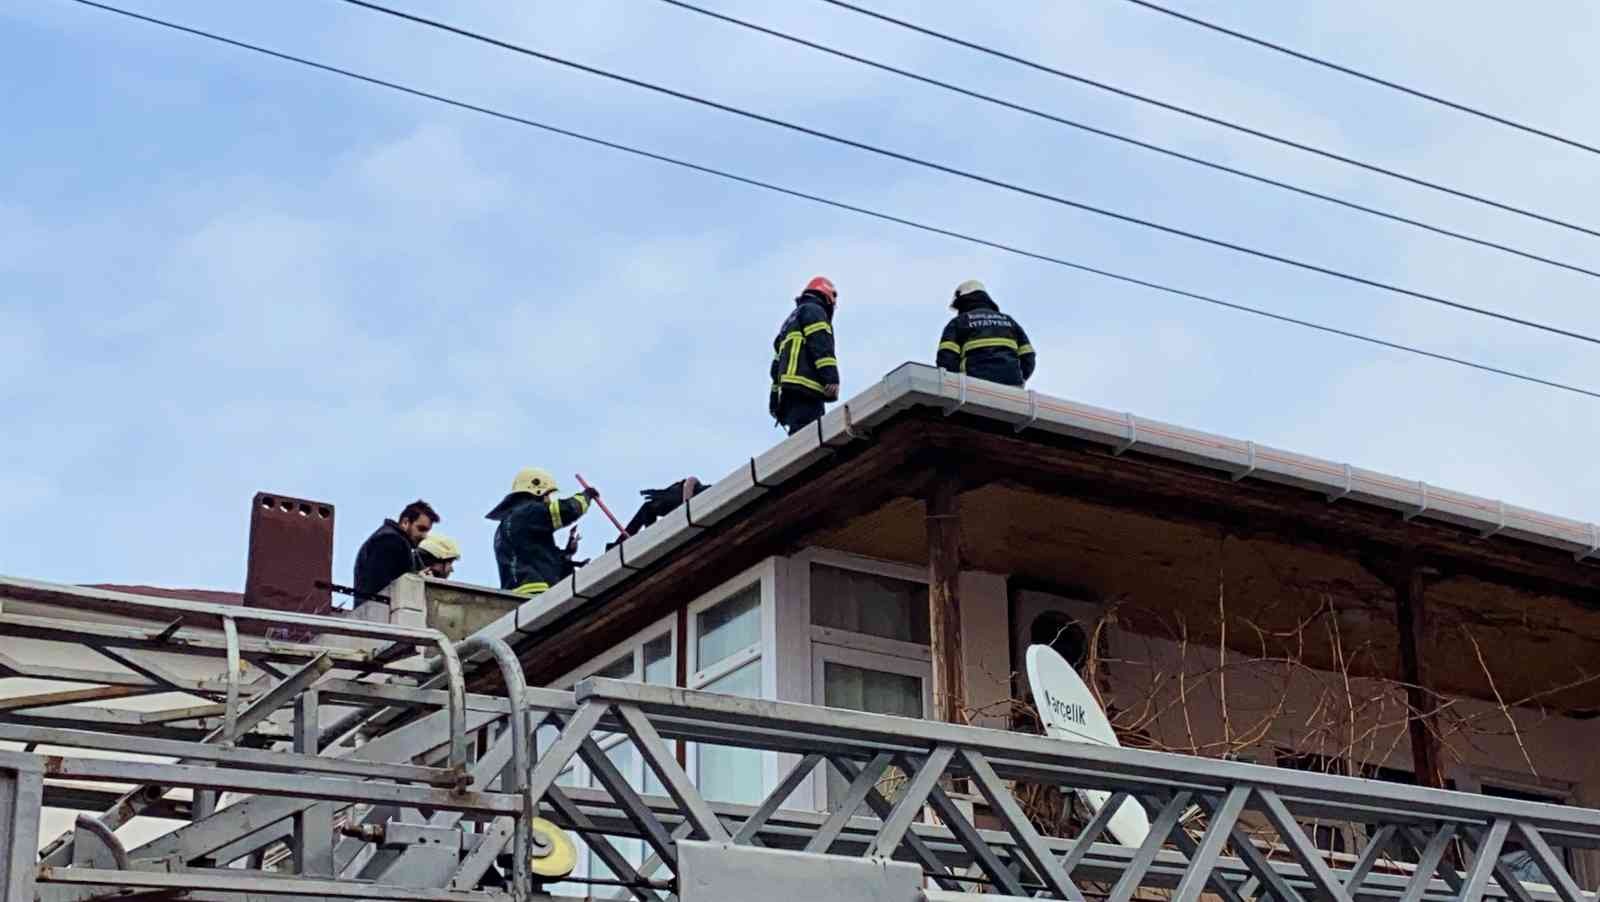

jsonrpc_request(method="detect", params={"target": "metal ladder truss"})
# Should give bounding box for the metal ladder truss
[3,581,1598,902]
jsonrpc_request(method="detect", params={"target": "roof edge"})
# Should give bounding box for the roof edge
[473,363,1599,648]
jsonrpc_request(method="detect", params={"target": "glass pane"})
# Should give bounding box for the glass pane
[643,634,673,685]
[821,662,923,807]
[696,584,761,669]
[590,742,643,881]
[594,653,634,681]
[696,661,763,804]
[810,565,929,644]
[823,662,923,718]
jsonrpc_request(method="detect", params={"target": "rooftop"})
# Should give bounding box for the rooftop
[466,363,1600,708]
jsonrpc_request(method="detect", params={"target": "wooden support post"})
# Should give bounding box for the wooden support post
[1394,565,1445,789]
[927,479,966,724]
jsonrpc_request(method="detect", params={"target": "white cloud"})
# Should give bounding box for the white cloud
[355,123,505,218]
[11,0,1600,590]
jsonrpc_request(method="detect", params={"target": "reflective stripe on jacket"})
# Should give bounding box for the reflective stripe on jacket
[770,292,839,403]
[493,493,590,594]
[936,292,1035,387]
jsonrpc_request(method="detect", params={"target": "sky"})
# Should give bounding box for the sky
[4,0,1600,592]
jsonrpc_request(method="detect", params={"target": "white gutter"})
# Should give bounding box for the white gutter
[474,363,1600,648]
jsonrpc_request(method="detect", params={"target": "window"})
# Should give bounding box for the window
[813,646,930,806]
[697,660,763,804]
[803,558,932,809]
[811,564,930,644]
[689,582,766,805]
[696,584,760,674]
[823,662,923,717]
[546,623,677,898]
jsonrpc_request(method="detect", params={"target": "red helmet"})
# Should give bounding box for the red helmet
[803,276,838,305]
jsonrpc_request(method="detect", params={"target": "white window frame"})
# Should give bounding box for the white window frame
[795,548,932,684]
[684,561,779,803]
[811,644,933,717]
[686,561,773,688]
[788,549,935,810]
[544,615,676,895]
[796,546,928,658]
[810,643,934,810]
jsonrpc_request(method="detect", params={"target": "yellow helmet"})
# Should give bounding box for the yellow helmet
[487,467,560,520]
[417,534,462,563]
[509,467,559,497]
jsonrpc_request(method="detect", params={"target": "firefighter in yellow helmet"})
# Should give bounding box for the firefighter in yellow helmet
[486,468,600,597]
[416,534,462,579]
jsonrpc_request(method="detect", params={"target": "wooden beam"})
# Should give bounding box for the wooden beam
[920,415,1600,606]
[0,685,150,713]
[927,478,966,724]
[1394,564,1445,789]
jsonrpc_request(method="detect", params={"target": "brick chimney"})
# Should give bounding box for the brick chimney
[245,493,335,629]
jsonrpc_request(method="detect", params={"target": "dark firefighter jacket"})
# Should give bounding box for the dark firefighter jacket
[936,291,1036,386]
[353,520,418,597]
[493,492,591,596]
[770,291,839,408]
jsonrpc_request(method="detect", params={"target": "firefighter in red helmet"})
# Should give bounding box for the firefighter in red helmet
[769,276,841,435]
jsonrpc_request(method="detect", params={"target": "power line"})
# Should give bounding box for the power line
[652,0,1600,283]
[336,0,1600,349]
[60,0,1600,403]
[817,0,1600,242]
[1120,0,1600,159]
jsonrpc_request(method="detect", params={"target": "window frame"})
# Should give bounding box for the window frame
[686,564,771,688]
[684,561,778,805]
[796,551,935,810]
[544,615,677,894]
[798,548,931,665]
[811,643,933,719]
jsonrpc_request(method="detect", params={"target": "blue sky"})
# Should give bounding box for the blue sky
[5,0,1600,591]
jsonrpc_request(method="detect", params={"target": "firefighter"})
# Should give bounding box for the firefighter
[416,534,462,579]
[486,468,599,597]
[769,276,840,434]
[353,499,437,597]
[936,280,1036,387]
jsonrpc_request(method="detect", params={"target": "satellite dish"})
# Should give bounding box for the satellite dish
[1025,644,1151,846]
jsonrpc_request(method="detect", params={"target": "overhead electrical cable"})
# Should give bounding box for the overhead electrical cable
[817,0,1600,242]
[62,0,1600,401]
[650,0,1600,282]
[1119,0,1600,159]
[334,0,1600,348]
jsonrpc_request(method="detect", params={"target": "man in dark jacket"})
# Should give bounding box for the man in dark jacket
[352,500,437,597]
[936,280,1036,387]
[486,467,600,597]
[607,477,709,549]
[769,276,841,434]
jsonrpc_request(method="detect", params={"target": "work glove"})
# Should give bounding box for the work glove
[582,485,601,501]
[639,486,675,507]
[768,387,781,419]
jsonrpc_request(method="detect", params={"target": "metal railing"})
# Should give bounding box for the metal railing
[3,577,1598,902]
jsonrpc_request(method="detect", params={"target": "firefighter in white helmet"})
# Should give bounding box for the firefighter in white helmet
[486,468,600,596]
[416,534,462,579]
[937,280,1036,386]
